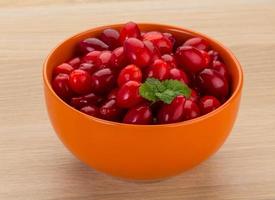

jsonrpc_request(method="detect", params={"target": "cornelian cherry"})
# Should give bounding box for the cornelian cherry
[100,28,120,50]
[168,68,189,84]
[110,47,128,69]
[182,99,201,120]
[146,59,170,80]
[119,22,141,44]
[91,68,115,94]
[80,105,99,117]
[52,73,72,100]
[117,64,142,86]
[117,81,142,108]
[123,104,152,124]
[69,69,92,95]
[183,37,209,51]
[53,63,73,77]
[199,96,221,114]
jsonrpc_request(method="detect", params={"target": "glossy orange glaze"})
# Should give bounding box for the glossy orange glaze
[43,23,243,180]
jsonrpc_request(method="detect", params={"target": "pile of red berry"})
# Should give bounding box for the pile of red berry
[52,22,230,125]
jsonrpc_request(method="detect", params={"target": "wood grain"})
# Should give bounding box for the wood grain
[1,0,275,199]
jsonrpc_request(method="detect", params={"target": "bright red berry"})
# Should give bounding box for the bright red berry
[161,54,177,68]
[146,59,170,80]
[110,47,128,69]
[157,96,186,124]
[124,38,152,68]
[176,46,209,73]
[117,64,142,86]
[143,31,173,54]
[52,73,72,100]
[116,81,142,108]
[168,68,189,84]
[69,69,93,95]
[119,22,141,44]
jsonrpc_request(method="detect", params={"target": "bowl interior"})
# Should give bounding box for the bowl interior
[44,23,242,123]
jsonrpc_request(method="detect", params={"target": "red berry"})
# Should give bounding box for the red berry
[52,73,72,100]
[79,38,109,54]
[143,40,161,62]
[146,59,170,80]
[182,99,201,120]
[123,104,152,124]
[175,46,209,73]
[157,96,186,124]
[143,31,172,54]
[211,60,229,80]
[124,38,151,68]
[91,68,115,94]
[69,69,93,95]
[81,51,101,64]
[199,96,221,114]
[183,37,210,51]
[110,47,128,69]
[80,105,99,117]
[117,81,142,108]
[53,63,73,77]
[70,93,102,109]
[68,57,81,68]
[163,32,176,47]
[119,21,141,44]
[95,50,112,69]
[161,54,177,68]
[197,68,229,100]
[208,50,219,63]
[168,68,189,84]
[188,89,199,102]
[117,64,142,86]
[100,28,120,50]
[99,99,123,121]
[78,63,97,74]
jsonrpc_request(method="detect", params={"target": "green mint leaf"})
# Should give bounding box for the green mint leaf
[139,78,191,104]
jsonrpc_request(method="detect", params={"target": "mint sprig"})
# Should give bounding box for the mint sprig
[139,78,191,104]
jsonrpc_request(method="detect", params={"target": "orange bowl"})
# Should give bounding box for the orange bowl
[43,23,243,180]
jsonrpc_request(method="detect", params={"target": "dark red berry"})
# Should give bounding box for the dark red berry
[175,46,209,73]
[117,64,142,86]
[53,63,73,77]
[70,92,102,109]
[157,95,186,124]
[80,105,99,117]
[182,99,201,120]
[197,68,229,100]
[199,96,221,114]
[99,99,123,121]
[79,38,109,54]
[52,73,72,100]
[91,68,115,94]
[107,88,118,100]
[100,28,120,50]
[123,104,152,124]
[124,38,151,68]
[183,37,210,51]
[69,69,93,95]
[119,22,141,44]
[117,81,142,108]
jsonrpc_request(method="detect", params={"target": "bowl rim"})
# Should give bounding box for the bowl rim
[43,23,243,128]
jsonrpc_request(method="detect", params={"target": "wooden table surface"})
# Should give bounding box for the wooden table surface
[1,0,275,199]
